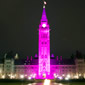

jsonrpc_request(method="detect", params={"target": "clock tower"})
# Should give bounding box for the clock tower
[38,2,50,79]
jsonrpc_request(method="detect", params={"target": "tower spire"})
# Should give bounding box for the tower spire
[41,0,47,21]
[39,0,50,79]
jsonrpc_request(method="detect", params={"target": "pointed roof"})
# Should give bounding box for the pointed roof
[41,3,48,21]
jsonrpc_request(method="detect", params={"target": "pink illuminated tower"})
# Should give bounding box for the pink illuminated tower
[38,1,50,79]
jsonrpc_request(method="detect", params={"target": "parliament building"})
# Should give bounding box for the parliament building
[0,2,85,80]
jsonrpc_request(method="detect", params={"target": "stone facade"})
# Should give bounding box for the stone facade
[0,56,85,79]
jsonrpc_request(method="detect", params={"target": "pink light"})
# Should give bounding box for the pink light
[38,5,50,79]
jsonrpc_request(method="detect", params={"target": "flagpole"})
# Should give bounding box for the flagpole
[43,0,47,8]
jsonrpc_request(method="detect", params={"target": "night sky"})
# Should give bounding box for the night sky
[0,0,85,58]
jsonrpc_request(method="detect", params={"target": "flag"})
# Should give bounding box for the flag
[44,1,47,5]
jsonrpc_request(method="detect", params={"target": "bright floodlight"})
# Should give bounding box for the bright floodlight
[20,75,24,79]
[54,73,56,76]
[28,77,31,80]
[58,76,63,80]
[59,83,63,85]
[42,24,46,28]
[74,75,79,79]
[65,77,69,80]
[2,75,5,79]
[44,79,51,85]
[10,75,15,79]
[67,74,70,78]
[33,74,36,78]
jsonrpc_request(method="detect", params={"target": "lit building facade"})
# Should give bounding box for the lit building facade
[38,4,50,79]
[0,2,85,80]
[0,55,85,79]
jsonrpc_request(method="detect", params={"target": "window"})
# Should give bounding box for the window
[42,42,44,44]
[45,55,47,58]
[62,70,64,72]
[41,55,43,58]
[45,42,47,44]
[62,67,64,68]
[41,34,47,38]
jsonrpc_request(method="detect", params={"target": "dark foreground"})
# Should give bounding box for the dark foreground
[0,79,85,85]
[0,82,85,85]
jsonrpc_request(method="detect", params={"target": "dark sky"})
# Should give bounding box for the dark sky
[0,0,85,58]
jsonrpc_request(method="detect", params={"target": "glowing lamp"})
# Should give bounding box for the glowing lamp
[54,73,56,76]
[42,24,46,28]
[44,79,50,85]
[79,74,81,76]
[65,77,69,80]
[58,76,63,80]
[20,75,24,79]
[28,77,31,80]
[2,75,5,79]
[67,74,70,78]
[74,75,79,79]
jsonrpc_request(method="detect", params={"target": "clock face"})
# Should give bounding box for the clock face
[42,24,46,28]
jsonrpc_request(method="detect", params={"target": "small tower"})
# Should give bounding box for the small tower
[38,1,50,79]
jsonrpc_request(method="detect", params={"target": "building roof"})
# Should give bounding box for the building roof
[41,4,48,22]
[15,59,25,65]
[14,58,75,65]
[15,58,38,65]
[30,59,38,65]
[50,58,75,65]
